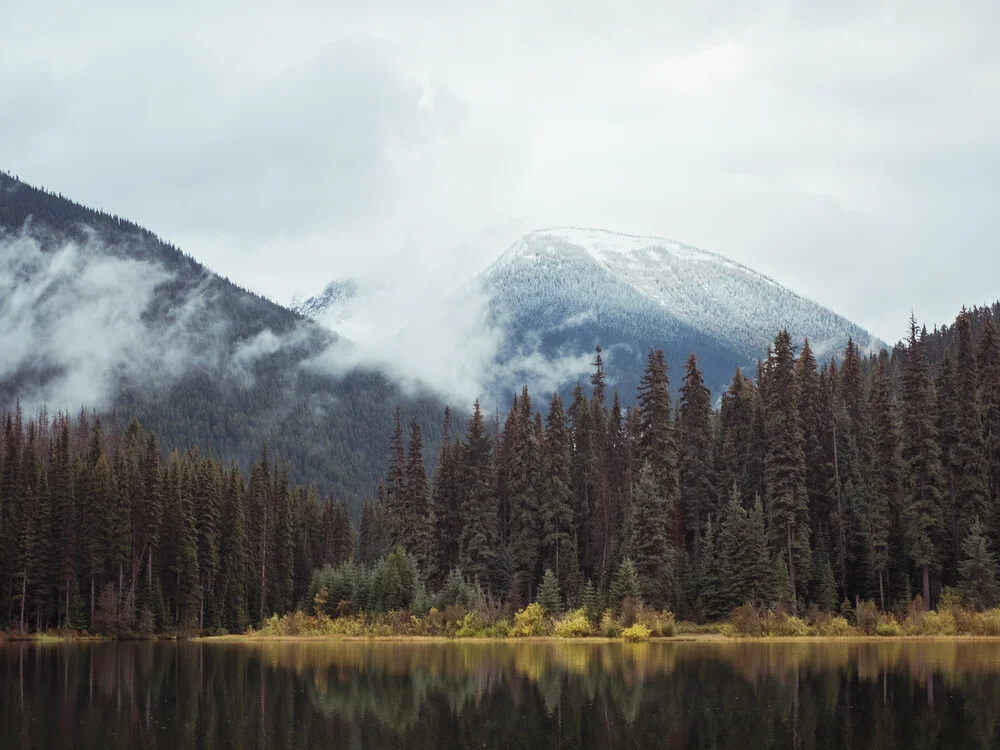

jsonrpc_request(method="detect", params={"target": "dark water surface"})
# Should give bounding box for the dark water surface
[3,639,1000,748]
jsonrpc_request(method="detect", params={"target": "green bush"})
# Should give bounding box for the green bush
[876,618,903,637]
[762,612,809,637]
[920,610,957,635]
[636,607,676,637]
[815,616,854,637]
[621,623,651,642]
[971,609,1000,636]
[511,603,550,637]
[455,612,487,638]
[599,610,622,638]
[554,609,593,638]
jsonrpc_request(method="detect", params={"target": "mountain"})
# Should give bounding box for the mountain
[297,227,881,401]
[477,227,880,396]
[0,171,447,507]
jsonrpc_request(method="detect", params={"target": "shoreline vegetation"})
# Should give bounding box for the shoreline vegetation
[10,592,1000,644]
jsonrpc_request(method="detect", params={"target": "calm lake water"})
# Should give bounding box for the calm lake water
[3,639,1000,748]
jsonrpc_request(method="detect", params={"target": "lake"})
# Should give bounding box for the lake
[3,639,1000,748]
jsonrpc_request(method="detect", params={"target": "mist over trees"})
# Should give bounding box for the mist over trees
[2,303,999,632]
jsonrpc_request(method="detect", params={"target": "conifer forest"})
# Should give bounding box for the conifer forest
[2,303,1000,634]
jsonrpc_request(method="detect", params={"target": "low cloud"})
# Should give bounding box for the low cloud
[0,227,224,412]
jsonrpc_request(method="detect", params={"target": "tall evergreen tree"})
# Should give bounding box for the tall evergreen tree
[458,401,499,592]
[630,462,674,609]
[636,350,681,547]
[763,330,811,606]
[900,316,946,606]
[678,353,717,548]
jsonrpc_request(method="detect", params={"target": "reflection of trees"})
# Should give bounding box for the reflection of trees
[5,641,1000,748]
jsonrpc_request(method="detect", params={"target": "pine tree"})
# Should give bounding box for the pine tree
[636,350,681,546]
[864,359,897,609]
[536,568,562,616]
[959,517,998,610]
[953,310,990,554]
[218,463,248,633]
[508,387,543,600]
[541,394,576,597]
[401,418,432,569]
[458,401,499,592]
[678,353,717,549]
[358,487,388,565]
[697,518,727,620]
[810,536,839,612]
[608,557,640,614]
[384,406,406,547]
[567,384,593,583]
[717,369,759,505]
[431,410,462,585]
[900,316,946,605]
[630,462,674,608]
[977,315,1000,539]
[764,330,811,606]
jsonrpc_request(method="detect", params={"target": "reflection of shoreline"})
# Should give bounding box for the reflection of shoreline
[3,640,999,748]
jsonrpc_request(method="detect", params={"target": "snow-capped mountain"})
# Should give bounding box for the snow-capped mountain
[478,227,880,396]
[297,226,881,402]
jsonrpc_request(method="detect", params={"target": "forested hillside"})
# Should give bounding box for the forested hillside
[376,305,1000,619]
[0,171,447,506]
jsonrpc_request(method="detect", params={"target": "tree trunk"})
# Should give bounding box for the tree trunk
[923,565,931,609]
[787,520,796,611]
[20,573,27,631]
[878,570,885,611]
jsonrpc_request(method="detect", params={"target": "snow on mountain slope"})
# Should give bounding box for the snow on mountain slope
[296,226,881,402]
[488,227,876,358]
[479,227,880,396]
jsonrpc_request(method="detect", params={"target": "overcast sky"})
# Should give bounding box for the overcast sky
[4,0,1000,344]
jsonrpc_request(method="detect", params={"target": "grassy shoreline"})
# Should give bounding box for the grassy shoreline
[11,630,1000,644]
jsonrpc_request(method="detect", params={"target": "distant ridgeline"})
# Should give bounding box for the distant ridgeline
[0,171,448,508]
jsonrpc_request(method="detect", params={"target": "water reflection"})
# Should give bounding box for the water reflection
[3,640,1000,748]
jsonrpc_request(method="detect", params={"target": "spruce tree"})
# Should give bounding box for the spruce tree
[864,359,897,609]
[630,462,674,609]
[636,350,680,546]
[900,316,946,605]
[431,410,462,585]
[977,315,1000,537]
[959,517,998,610]
[218,463,248,633]
[541,394,575,596]
[458,401,499,592]
[678,352,717,548]
[508,387,543,600]
[953,310,990,552]
[401,418,432,569]
[608,557,640,614]
[764,330,811,606]
[536,568,562,616]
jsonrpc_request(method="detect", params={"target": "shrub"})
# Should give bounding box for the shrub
[599,610,622,638]
[920,610,957,636]
[763,612,809,637]
[969,608,1000,635]
[512,603,550,637]
[621,623,651,642]
[729,603,763,637]
[455,612,487,638]
[876,617,903,637]
[554,609,593,638]
[855,600,879,635]
[815,616,854,637]
[635,607,676,637]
